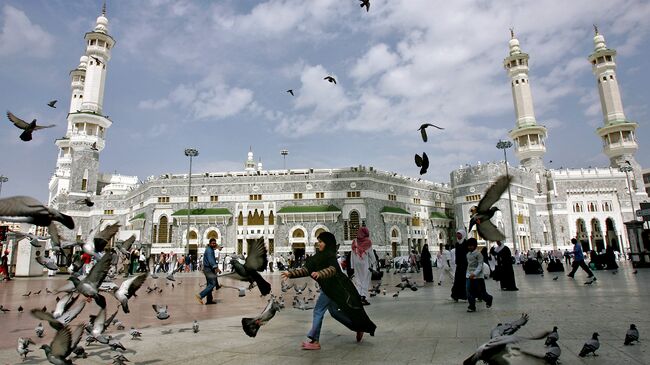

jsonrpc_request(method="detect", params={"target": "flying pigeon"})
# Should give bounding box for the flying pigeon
[624,324,639,345]
[286,89,294,96]
[221,237,271,296]
[152,305,169,320]
[9,230,44,247]
[414,152,429,175]
[75,197,94,207]
[464,332,550,365]
[490,313,529,338]
[468,175,513,241]
[17,337,35,360]
[91,56,102,65]
[35,256,58,271]
[113,273,148,313]
[31,300,85,330]
[93,223,120,254]
[579,332,600,357]
[47,100,58,108]
[88,307,110,344]
[359,0,370,12]
[418,123,444,142]
[40,324,84,365]
[68,252,113,306]
[90,142,99,151]
[241,296,282,337]
[6,111,55,141]
[0,196,74,229]
[545,326,559,346]
[324,76,337,84]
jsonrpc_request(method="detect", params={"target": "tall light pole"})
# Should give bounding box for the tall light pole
[184,148,198,254]
[0,175,7,197]
[280,149,289,170]
[619,162,635,221]
[496,140,518,251]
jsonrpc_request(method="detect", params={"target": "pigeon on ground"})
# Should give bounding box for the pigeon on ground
[286,89,294,96]
[464,332,549,365]
[393,292,399,298]
[359,0,370,12]
[281,281,293,293]
[624,324,639,345]
[34,290,42,295]
[17,337,35,360]
[47,100,57,108]
[552,276,558,281]
[113,354,130,365]
[6,111,55,141]
[242,296,282,338]
[40,324,84,365]
[113,273,147,313]
[35,323,44,338]
[108,339,126,351]
[293,282,308,295]
[579,332,600,357]
[418,123,444,142]
[612,270,617,275]
[0,196,74,229]
[18,305,23,313]
[414,152,429,175]
[584,279,595,285]
[152,305,169,320]
[519,337,562,365]
[324,76,337,84]
[490,313,529,338]
[468,175,513,241]
[22,291,31,297]
[46,288,53,294]
[130,328,142,340]
[190,320,199,334]
[0,305,10,313]
[221,237,271,296]
[545,326,559,346]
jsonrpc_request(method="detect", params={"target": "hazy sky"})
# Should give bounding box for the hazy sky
[1,0,649,202]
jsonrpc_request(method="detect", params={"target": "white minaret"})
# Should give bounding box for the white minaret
[504,29,547,171]
[245,147,256,173]
[49,3,115,204]
[589,26,640,170]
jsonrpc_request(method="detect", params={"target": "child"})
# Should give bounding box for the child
[282,232,376,350]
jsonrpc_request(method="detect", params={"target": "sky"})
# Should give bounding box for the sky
[1,0,650,202]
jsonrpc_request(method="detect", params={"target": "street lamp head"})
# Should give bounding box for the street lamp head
[496,140,513,149]
[184,148,199,157]
[0,176,8,183]
[619,165,633,173]
[280,149,289,156]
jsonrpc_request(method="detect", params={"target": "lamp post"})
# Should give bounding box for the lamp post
[280,149,289,170]
[619,163,635,220]
[184,148,199,254]
[0,175,7,197]
[496,140,518,251]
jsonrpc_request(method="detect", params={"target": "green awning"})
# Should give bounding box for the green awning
[171,208,232,216]
[129,213,145,221]
[277,205,341,213]
[430,211,449,219]
[381,206,410,215]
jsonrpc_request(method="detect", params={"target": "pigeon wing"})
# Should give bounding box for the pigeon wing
[31,309,64,330]
[94,223,120,250]
[420,128,428,142]
[32,124,55,130]
[414,154,423,167]
[124,273,148,298]
[0,196,49,217]
[6,111,30,129]
[122,235,136,252]
[50,326,73,358]
[477,175,512,212]
[69,324,84,352]
[476,219,506,242]
[244,238,268,272]
[85,252,113,287]
[59,301,85,326]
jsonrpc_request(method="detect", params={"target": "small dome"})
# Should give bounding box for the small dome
[593,34,606,51]
[509,38,521,55]
[79,55,88,69]
[94,15,108,33]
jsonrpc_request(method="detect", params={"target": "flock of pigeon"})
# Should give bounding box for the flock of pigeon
[463,313,640,364]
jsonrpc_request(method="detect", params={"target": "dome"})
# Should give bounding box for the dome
[94,15,108,33]
[79,55,88,69]
[593,34,606,51]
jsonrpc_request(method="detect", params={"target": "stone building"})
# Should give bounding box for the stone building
[451,29,648,254]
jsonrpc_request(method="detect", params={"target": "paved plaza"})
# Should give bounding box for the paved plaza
[0,263,648,365]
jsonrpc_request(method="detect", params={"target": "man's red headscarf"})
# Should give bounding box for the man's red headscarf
[352,227,372,258]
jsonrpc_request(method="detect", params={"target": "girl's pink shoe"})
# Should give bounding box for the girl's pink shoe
[302,341,321,350]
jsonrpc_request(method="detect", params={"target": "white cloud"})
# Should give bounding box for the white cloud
[350,43,399,83]
[0,5,54,57]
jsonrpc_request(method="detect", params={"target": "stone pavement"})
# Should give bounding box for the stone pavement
[0,262,648,364]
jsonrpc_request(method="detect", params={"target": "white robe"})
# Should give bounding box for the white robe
[351,250,376,298]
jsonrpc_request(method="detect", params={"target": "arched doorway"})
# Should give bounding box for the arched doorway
[590,218,604,252]
[576,219,589,251]
[158,216,169,243]
[390,228,400,257]
[605,218,619,251]
[291,228,306,261]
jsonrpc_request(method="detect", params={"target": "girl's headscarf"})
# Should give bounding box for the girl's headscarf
[352,227,372,258]
[456,228,467,243]
[306,231,338,271]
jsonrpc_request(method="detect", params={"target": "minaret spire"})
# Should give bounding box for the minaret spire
[503,32,547,171]
[102,0,106,16]
[593,23,598,35]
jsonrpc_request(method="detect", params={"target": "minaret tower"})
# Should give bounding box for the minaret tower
[589,26,640,172]
[49,3,115,203]
[245,147,256,173]
[504,29,547,171]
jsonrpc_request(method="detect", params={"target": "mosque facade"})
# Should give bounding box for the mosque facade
[451,29,648,254]
[47,8,646,261]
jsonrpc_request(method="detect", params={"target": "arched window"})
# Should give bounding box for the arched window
[292,229,305,238]
[349,211,360,239]
[189,231,198,240]
[314,228,327,240]
[391,229,399,238]
[158,216,168,243]
[207,230,218,240]
[237,211,244,225]
[269,211,274,225]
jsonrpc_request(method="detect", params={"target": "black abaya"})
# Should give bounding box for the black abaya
[451,241,468,300]
[420,246,433,282]
[495,245,518,290]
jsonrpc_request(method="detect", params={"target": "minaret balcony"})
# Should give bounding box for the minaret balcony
[69,135,105,151]
[68,111,112,129]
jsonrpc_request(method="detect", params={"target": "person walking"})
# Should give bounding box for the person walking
[491,241,518,291]
[281,232,376,350]
[350,227,376,306]
[465,238,493,312]
[195,239,222,305]
[436,245,454,285]
[564,249,572,266]
[567,238,596,280]
[420,244,433,283]
[1,250,10,281]
[451,229,468,301]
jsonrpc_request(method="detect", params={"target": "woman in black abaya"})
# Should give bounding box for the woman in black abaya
[420,244,433,282]
[493,241,518,291]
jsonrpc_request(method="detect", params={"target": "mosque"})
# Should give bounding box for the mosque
[46,7,647,263]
